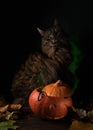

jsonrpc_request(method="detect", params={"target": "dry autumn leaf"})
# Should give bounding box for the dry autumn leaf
[9,104,22,111]
[69,120,93,130]
[0,104,9,113]
[0,120,19,130]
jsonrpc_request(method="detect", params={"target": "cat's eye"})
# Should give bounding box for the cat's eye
[50,35,54,40]
[57,32,62,38]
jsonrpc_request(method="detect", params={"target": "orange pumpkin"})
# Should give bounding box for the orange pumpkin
[29,80,73,120]
[42,80,72,97]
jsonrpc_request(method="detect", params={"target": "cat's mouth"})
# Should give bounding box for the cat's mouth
[50,44,57,48]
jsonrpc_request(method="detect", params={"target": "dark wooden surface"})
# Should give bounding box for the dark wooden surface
[16,111,93,130]
[17,114,72,130]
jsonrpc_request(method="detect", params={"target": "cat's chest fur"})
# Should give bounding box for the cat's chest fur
[24,52,63,84]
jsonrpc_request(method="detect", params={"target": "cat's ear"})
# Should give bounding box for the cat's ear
[53,19,59,26]
[37,28,44,36]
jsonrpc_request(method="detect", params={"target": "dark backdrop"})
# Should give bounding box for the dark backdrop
[0,0,93,102]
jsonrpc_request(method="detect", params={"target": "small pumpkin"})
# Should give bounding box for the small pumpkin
[42,80,72,97]
[29,80,73,120]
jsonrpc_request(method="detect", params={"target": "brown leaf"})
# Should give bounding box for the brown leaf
[69,120,93,130]
[9,104,22,111]
[0,104,9,113]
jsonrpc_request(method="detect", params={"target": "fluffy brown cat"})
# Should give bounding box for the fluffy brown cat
[11,19,73,108]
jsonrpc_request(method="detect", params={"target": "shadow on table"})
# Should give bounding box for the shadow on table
[17,114,72,130]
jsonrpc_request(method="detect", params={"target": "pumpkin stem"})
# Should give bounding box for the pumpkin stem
[54,80,62,86]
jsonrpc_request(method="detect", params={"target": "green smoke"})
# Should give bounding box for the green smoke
[69,36,83,93]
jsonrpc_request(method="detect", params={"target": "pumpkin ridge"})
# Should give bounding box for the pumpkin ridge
[43,80,68,97]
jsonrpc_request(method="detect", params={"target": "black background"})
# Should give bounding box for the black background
[0,0,93,102]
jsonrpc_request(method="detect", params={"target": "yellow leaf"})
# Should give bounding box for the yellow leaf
[69,120,93,130]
